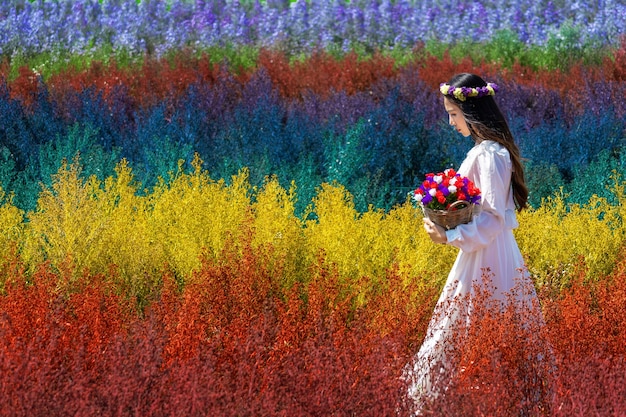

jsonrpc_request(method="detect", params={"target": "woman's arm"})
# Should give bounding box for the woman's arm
[424,145,511,252]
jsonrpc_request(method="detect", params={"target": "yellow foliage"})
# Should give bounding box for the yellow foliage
[516,175,626,288]
[23,158,107,280]
[147,155,251,281]
[0,188,23,250]
[251,176,305,286]
[303,183,454,298]
[21,157,156,295]
[384,201,456,288]
[0,187,24,289]
[12,158,626,300]
[90,158,156,296]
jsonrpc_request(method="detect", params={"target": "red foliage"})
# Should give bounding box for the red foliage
[1,243,625,416]
[0,257,134,416]
[2,48,624,124]
[410,261,626,417]
[258,49,398,99]
[611,36,626,82]
[538,258,626,416]
[410,279,554,416]
[6,66,44,112]
[42,53,243,121]
[414,51,500,91]
[148,240,415,416]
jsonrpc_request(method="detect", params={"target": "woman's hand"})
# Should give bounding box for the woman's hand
[423,218,447,244]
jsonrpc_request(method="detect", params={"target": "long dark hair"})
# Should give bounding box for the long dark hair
[446,73,528,211]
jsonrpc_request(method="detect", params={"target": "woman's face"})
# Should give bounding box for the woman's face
[444,97,471,137]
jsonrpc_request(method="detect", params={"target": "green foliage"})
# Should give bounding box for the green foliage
[2,34,618,81]
[6,44,260,81]
[9,124,123,212]
[201,44,260,72]
[565,149,626,206]
[276,153,323,217]
[4,46,145,82]
[525,161,565,209]
[43,124,122,183]
[533,20,608,70]
[0,146,16,193]
[423,26,613,71]
[483,29,526,68]
[323,120,368,188]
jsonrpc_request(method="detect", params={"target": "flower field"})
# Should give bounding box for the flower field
[1,1,626,416]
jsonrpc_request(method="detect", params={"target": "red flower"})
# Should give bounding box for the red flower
[412,170,481,211]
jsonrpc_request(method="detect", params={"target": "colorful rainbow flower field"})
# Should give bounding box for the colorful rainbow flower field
[1,1,626,415]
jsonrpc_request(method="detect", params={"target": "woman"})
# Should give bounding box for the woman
[406,73,544,407]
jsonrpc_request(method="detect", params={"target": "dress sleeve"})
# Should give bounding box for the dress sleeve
[444,145,511,253]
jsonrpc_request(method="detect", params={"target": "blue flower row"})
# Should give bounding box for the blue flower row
[1,0,625,58]
[0,69,624,213]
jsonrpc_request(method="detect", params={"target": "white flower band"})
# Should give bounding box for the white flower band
[440,82,499,102]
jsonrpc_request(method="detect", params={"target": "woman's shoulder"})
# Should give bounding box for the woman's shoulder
[470,140,510,160]
[462,140,511,173]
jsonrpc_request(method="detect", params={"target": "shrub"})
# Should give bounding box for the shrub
[1,53,626,213]
[516,181,626,289]
[2,234,625,415]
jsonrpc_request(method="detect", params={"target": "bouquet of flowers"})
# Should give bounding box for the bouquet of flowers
[411,169,481,229]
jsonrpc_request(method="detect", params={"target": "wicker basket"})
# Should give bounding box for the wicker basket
[422,200,474,230]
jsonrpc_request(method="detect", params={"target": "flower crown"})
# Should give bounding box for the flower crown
[440,82,499,102]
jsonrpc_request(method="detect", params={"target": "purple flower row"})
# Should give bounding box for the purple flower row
[0,0,625,59]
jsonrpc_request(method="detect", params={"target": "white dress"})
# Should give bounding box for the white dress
[406,139,541,404]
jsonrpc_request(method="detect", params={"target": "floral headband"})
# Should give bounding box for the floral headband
[439,82,499,102]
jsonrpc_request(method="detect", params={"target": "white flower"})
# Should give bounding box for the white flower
[450,177,458,186]
[433,175,443,184]
[429,188,437,197]
[448,185,457,194]
[413,193,423,202]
